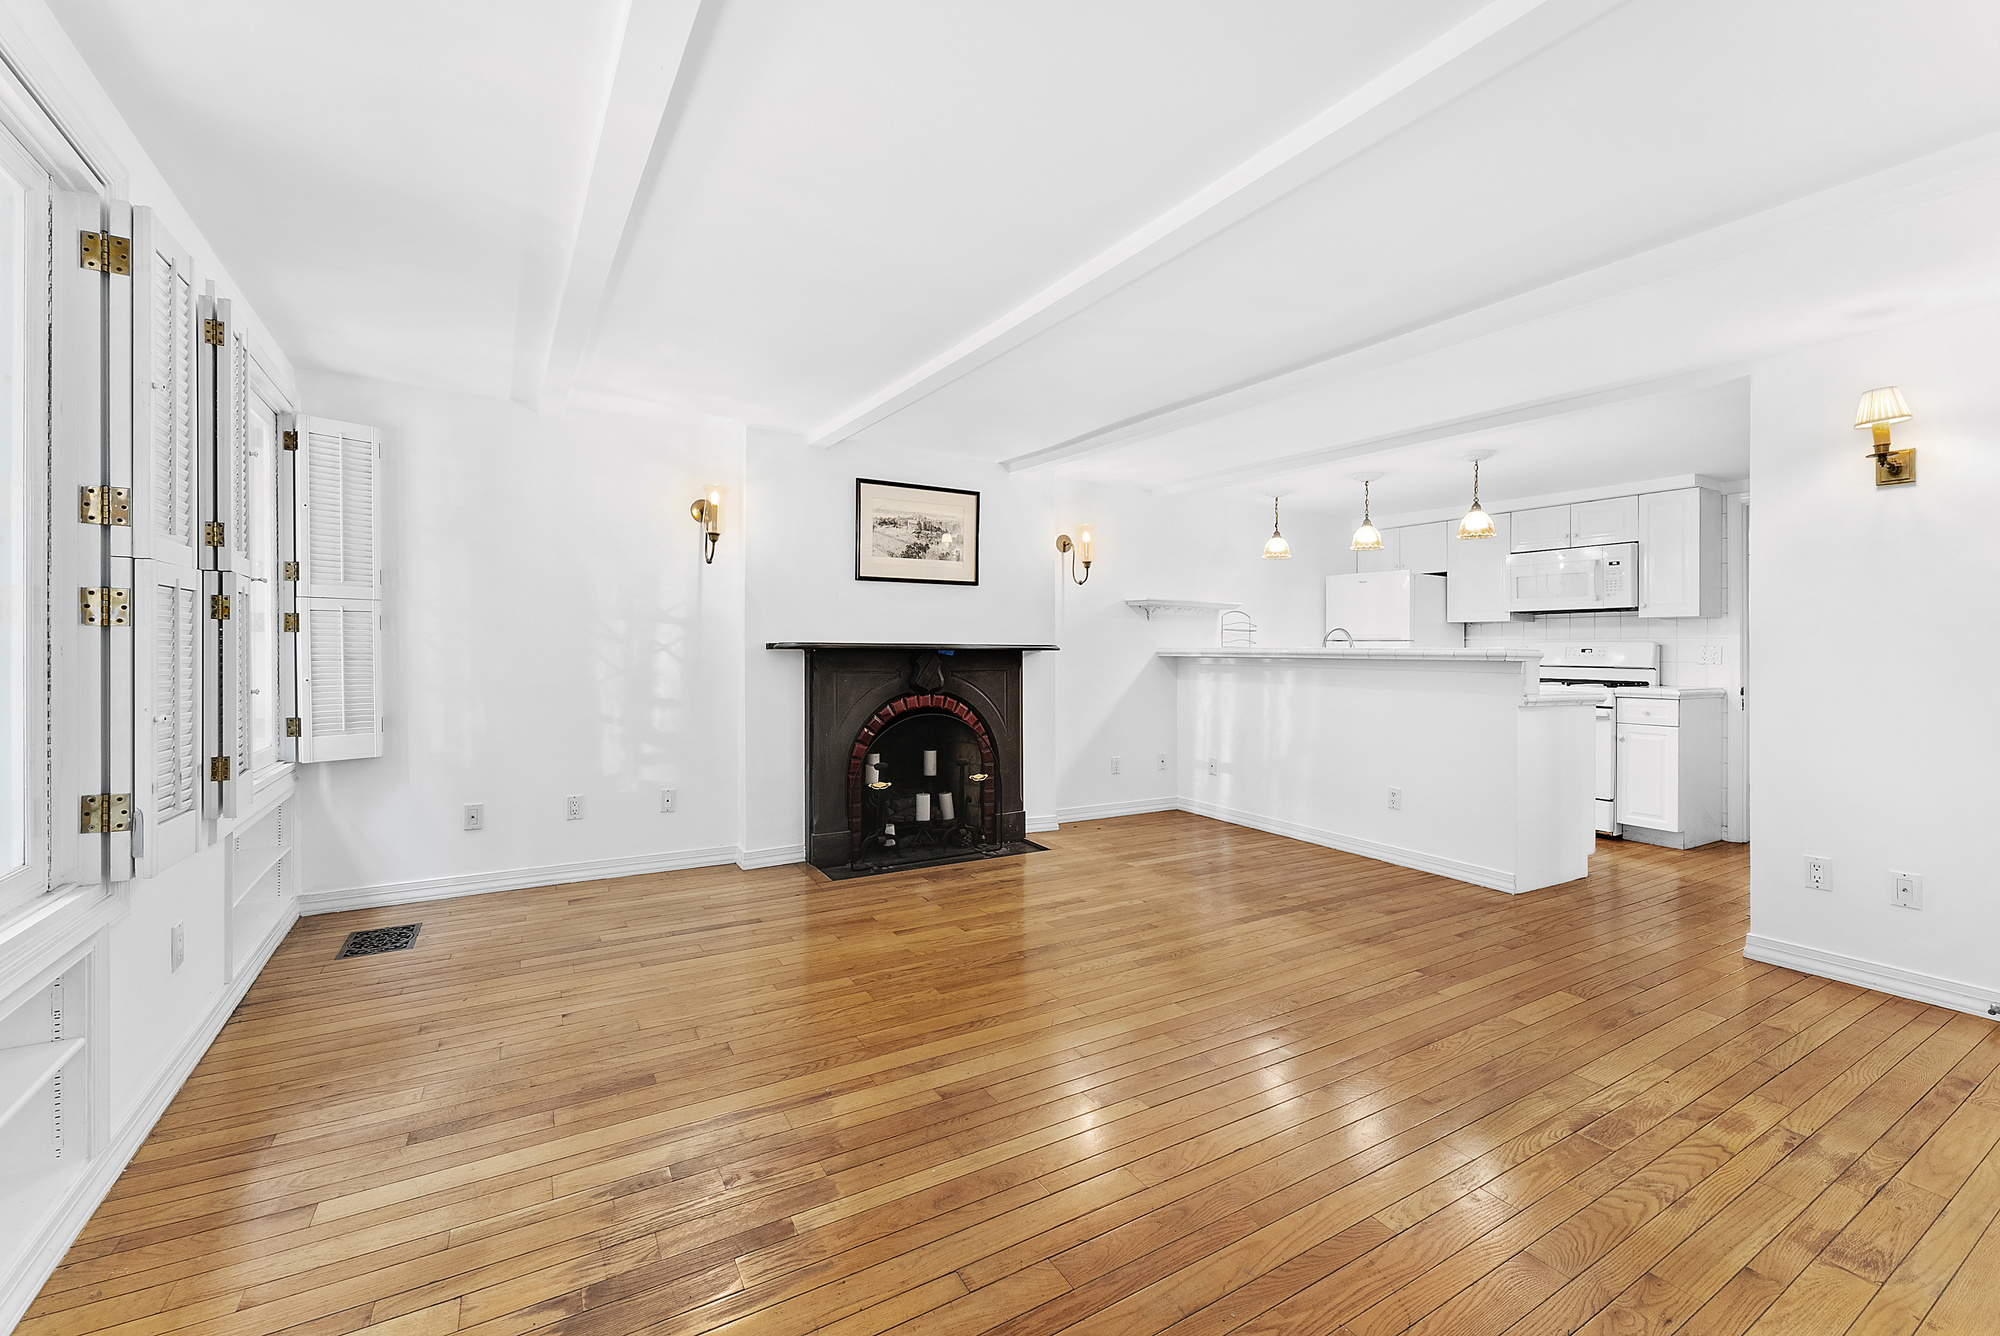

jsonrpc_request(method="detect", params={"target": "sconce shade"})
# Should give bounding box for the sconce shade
[1078,525,1093,562]
[1351,521,1382,551]
[1457,503,1495,540]
[1853,387,1912,430]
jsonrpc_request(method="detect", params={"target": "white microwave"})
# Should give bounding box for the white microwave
[1504,542,1638,614]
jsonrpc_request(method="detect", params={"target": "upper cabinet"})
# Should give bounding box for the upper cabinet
[1399,521,1448,575]
[1570,495,1639,545]
[1510,505,1571,553]
[1638,488,1724,619]
[1510,496,1640,552]
[1445,511,1516,623]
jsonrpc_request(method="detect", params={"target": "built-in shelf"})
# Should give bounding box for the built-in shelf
[0,1038,86,1132]
[1125,600,1242,620]
[231,846,287,908]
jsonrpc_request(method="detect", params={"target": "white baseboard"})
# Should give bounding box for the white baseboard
[1743,934,2000,1019]
[1051,798,1181,825]
[1176,798,1518,893]
[298,846,742,916]
[1025,814,1059,834]
[736,844,805,870]
[0,899,299,1333]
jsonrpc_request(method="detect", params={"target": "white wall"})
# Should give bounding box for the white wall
[1744,300,2000,1015]
[292,373,747,903]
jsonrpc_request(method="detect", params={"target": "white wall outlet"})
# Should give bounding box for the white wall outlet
[463,803,483,831]
[1111,755,1122,775]
[566,794,584,821]
[1387,786,1402,811]
[661,789,676,813]
[1157,753,1168,771]
[1890,871,1923,909]
[1700,644,1724,666]
[170,921,185,972]
[1803,856,1832,891]
[1206,757,1218,777]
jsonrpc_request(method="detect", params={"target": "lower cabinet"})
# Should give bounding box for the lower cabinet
[1613,695,1723,848]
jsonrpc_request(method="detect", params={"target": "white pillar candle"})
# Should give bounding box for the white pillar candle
[863,763,879,785]
[923,750,937,776]
[939,792,955,821]
[916,793,931,822]
[883,823,895,835]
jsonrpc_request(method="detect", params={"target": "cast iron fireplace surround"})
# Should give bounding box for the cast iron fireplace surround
[770,643,1054,873]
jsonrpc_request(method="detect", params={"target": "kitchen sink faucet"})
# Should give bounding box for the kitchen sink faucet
[1323,628,1354,646]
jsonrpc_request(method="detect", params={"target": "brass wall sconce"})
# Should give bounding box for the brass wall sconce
[690,487,723,562]
[1854,387,1915,486]
[1055,525,1094,584]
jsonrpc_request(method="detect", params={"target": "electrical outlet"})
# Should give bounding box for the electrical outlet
[1387,786,1402,811]
[170,921,185,972]
[566,795,584,821]
[1206,757,1218,777]
[1111,755,1122,775]
[1890,871,1923,909]
[1803,856,1832,891]
[1157,753,1168,771]
[661,789,676,813]
[1700,644,1724,666]
[463,803,483,831]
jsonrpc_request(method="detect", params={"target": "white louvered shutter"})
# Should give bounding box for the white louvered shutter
[205,571,252,817]
[129,209,201,569]
[203,296,250,573]
[295,598,382,761]
[131,563,203,876]
[294,417,381,599]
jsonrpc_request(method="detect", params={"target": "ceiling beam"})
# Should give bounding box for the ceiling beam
[1005,127,2000,474]
[1148,366,1750,497]
[804,0,1626,448]
[526,0,714,410]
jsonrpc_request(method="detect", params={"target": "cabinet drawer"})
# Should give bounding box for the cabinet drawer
[1615,697,1680,726]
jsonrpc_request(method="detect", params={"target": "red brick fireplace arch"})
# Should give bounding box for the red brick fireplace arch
[846,693,998,849]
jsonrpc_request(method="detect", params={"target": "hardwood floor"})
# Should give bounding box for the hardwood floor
[24,812,2000,1336]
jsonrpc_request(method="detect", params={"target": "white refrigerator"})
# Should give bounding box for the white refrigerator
[1324,571,1462,647]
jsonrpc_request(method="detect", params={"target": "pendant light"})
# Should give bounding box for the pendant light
[1262,496,1291,559]
[1350,472,1383,551]
[1457,450,1496,540]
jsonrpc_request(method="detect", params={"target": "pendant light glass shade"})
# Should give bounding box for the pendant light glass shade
[1457,457,1495,539]
[1262,497,1291,559]
[1351,478,1382,550]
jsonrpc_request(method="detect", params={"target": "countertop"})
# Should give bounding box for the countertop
[1611,686,1729,699]
[1158,646,1543,662]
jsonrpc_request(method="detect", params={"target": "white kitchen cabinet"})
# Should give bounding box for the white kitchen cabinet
[1510,505,1571,553]
[1570,495,1639,545]
[1613,693,1723,848]
[1445,511,1516,623]
[1356,527,1400,573]
[1399,521,1448,574]
[1638,488,1723,619]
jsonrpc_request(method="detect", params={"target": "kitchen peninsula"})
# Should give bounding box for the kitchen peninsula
[1162,647,1596,893]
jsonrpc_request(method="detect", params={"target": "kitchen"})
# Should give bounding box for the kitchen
[1161,468,1747,893]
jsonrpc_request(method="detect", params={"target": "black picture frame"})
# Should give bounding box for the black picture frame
[854,477,981,586]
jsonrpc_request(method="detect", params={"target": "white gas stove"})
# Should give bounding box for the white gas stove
[1535,644,1660,835]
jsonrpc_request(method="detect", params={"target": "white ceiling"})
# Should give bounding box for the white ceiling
[46,0,2000,508]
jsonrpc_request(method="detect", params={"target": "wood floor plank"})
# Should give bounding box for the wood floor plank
[25,816,2000,1336]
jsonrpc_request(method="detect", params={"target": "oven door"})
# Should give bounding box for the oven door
[1506,543,1638,613]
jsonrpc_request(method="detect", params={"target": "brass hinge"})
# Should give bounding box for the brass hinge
[210,594,231,620]
[285,717,302,738]
[204,520,225,547]
[81,793,131,834]
[79,231,130,275]
[282,561,299,581]
[282,430,298,451]
[282,612,300,633]
[209,756,232,782]
[80,587,130,626]
[204,318,225,346]
[80,485,131,526]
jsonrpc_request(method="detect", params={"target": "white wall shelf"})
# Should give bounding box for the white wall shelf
[1126,600,1242,620]
[0,1040,86,1135]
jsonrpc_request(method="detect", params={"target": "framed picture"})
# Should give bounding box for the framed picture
[855,478,980,585]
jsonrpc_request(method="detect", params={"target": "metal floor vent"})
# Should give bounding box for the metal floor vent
[335,924,421,960]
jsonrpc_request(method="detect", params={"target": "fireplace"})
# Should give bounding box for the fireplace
[771,642,1053,875]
